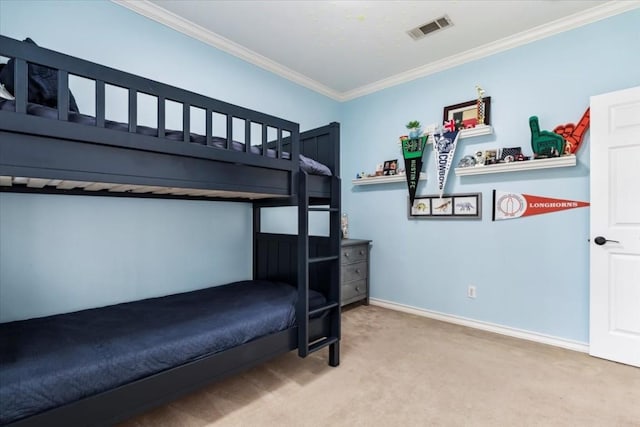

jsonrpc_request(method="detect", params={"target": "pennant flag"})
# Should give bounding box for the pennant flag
[433,130,460,197]
[401,135,429,206]
[492,190,590,221]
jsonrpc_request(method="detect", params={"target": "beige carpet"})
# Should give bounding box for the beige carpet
[119,305,640,427]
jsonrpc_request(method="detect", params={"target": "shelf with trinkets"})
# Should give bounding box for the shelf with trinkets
[352,124,492,186]
[351,172,427,186]
[455,154,576,176]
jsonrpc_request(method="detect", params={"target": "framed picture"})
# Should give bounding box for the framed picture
[409,193,482,219]
[432,197,453,215]
[443,97,491,131]
[383,159,398,176]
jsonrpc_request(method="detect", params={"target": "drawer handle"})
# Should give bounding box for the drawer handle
[359,250,364,255]
[356,287,361,292]
[344,253,350,258]
[355,269,360,274]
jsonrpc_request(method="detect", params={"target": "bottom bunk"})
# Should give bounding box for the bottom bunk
[0,280,331,426]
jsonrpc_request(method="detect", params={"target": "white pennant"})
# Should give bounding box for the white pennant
[433,130,460,197]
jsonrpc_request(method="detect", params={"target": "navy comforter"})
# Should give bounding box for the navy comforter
[0,99,332,176]
[0,280,325,424]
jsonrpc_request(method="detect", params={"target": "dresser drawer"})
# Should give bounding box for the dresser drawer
[342,261,367,283]
[341,279,367,302]
[340,239,371,307]
[342,245,368,264]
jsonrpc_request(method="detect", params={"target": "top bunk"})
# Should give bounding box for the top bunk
[0,36,339,201]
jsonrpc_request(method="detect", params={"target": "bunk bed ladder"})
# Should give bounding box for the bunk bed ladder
[297,172,341,366]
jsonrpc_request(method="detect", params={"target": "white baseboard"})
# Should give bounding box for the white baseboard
[370,298,589,353]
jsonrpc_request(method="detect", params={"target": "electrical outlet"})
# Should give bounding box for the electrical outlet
[467,285,477,298]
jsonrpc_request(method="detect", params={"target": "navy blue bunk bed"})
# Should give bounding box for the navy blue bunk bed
[0,36,342,427]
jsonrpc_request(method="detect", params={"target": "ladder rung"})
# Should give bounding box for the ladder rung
[308,336,339,354]
[309,255,339,264]
[308,207,339,212]
[309,301,339,317]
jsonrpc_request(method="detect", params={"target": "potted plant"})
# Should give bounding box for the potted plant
[406,120,422,138]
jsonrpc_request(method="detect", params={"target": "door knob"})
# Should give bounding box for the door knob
[594,236,620,246]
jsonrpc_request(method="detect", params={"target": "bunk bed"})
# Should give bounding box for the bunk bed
[0,36,342,427]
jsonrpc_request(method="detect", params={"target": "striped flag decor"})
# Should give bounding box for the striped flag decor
[401,135,429,206]
[433,130,460,198]
[492,190,590,221]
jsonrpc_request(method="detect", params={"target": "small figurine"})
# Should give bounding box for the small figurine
[341,213,348,239]
[457,155,476,168]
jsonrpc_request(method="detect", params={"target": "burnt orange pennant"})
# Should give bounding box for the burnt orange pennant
[523,194,590,217]
[493,191,590,221]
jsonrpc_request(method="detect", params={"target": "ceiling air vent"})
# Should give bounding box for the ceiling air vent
[407,15,453,41]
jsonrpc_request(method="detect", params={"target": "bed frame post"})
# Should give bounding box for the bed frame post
[297,171,310,357]
[57,69,69,121]
[14,58,28,114]
[328,175,341,366]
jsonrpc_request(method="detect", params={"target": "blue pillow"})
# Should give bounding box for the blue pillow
[300,154,332,176]
[0,38,79,112]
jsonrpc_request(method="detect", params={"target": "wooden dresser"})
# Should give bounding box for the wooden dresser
[340,239,371,306]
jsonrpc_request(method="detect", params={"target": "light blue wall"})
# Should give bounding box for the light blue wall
[0,0,339,321]
[1,0,638,343]
[341,9,640,343]
[0,194,251,321]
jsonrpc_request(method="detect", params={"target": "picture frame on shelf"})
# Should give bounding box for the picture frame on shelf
[443,97,491,131]
[408,193,482,219]
[383,159,398,176]
[497,147,523,162]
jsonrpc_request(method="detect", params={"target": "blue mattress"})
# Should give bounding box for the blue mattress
[0,280,325,425]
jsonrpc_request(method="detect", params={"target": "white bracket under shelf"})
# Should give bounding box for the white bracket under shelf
[455,155,576,176]
[352,173,427,186]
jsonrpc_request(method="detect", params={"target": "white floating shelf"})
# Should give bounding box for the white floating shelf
[459,125,493,139]
[352,173,427,186]
[455,155,576,176]
[423,125,493,143]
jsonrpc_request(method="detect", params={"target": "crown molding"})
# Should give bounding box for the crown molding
[113,0,638,103]
[112,0,343,101]
[341,0,640,101]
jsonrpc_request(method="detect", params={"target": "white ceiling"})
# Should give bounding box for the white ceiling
[117,0,638,101]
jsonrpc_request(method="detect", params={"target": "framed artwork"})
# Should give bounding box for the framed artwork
[443,97,491,131]
[383,159,398,176]
[409,193,482,219]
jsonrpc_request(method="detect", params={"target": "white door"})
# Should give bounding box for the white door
[590,86,640,367]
